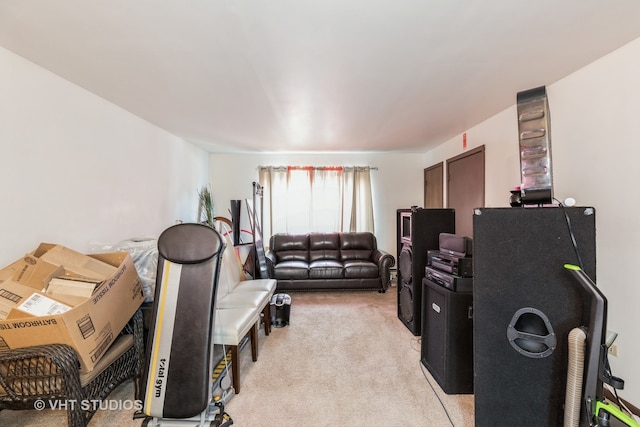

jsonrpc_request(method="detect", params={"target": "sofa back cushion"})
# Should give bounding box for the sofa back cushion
[340,232,375,261]
[271,234,309,263]
[309,233,340,262]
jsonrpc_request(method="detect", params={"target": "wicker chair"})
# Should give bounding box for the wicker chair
[0,308,144,427]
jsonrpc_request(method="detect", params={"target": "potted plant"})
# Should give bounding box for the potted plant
[197,185,214,227]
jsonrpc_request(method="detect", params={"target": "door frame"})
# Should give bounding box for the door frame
[424,162,444,208]
[446,145,485,236]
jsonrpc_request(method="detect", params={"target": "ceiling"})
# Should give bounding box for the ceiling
[2,1,640,153]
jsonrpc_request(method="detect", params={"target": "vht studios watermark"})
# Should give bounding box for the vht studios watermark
[33,398,143,411]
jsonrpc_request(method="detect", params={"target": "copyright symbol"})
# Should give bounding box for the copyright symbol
[34,399,46,410]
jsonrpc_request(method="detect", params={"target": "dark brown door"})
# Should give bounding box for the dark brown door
[424,162,444,208]
[446,146,485,238]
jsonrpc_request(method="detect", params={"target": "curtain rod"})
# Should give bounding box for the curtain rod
[258,166,378,171]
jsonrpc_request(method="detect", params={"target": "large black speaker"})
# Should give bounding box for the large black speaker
[473,207,596,427]
[397,208,455,335]
[421,279,474,394]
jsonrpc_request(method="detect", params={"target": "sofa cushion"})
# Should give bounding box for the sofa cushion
[272,234,310,263]
[340,232,374,261]
[309,260,344,279]
[274,260,309,280]
[343,260,379,278]
[309,233,340,261]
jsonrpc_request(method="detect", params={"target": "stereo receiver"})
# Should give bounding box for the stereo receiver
[425,266,473,292]
[427,250,473,277]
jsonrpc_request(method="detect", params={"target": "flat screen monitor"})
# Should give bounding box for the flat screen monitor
[400,212,412,243]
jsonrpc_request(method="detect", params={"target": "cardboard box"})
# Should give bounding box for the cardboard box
[35,243,117,281]
[0,280,39,320]
[0,246,145,372]
[0,266,14,284]
[0,255,65,291]
[14,291,72,316]
[0,279,73,319]
[46,277,97,306]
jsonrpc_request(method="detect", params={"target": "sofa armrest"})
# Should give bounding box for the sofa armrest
[372,249,395,291]
[265,250,276,278]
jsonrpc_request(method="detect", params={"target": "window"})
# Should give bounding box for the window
[258,166,374,239]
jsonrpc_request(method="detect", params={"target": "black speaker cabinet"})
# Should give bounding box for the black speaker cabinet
[397,208,455,336]
[421,279,474,394]
[473,207,596,427]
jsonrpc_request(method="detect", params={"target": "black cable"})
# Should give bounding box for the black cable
[602,354,633,416]
[554,198,585,270]
[419,361,455,427]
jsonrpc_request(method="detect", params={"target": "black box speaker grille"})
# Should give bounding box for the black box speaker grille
[421,279,474,394]
[396,209,455,336]
[473,207,595,427]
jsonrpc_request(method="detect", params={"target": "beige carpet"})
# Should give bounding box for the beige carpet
[0,287,474,426]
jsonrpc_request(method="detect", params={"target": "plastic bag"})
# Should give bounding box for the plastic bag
[90,238,157,302]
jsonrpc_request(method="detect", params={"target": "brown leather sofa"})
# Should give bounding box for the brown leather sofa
[265,232,395,292]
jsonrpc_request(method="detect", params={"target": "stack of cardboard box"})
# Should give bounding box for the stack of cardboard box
[0,243,145,371]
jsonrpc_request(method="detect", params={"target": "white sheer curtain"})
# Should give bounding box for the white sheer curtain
[258,166,374,239]
[343,166,375,233]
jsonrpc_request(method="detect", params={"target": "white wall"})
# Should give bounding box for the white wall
[209,152,427,255]
[426,37,640,405]
[0,47,209,264]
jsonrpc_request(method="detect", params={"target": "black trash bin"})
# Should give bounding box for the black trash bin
[270,293,291,327]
